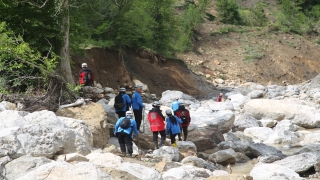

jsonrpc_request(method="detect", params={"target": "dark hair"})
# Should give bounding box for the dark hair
[169,116,177,125]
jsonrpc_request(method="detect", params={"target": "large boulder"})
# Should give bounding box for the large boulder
[181,156,221,171]
[227,93,250,110]
[98,99,118,124]
[3,155,52,180]
[177,141,197,154]
[188,127,225,151]
[200,100,235,111]
[16,161,113,180]
[152,146,180,162]
[56,102,109,149]
[244,99,320,128]
[162,165,213,180]
[208,149,237,165]
[0,110,92,159]
[159,90,197,107]
[244,127,274,143]
[233,114,262,131]
[302,130,320,144]
[273,152,320,174]
[248,90,265,99]
[264,130,300,144]
[250,163,304,180]
[273,120,299,132]
[245,143,286,159]
[190,109,235,133]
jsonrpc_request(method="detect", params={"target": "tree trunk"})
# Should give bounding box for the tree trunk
[59,0,74,84]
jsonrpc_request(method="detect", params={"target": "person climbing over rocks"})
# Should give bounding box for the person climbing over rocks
[78,63,94,86]
[114,87,131,118]
[114,111,139,158]
[175,102,191,141]
[165,109,182,148]
[216,93,223,102]
[171,98,179,114]
[132,85,145,131]
[148,101,166,149]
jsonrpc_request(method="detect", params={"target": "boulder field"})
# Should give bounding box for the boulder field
[3,75,320,179]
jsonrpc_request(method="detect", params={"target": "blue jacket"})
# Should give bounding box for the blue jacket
[166,115,182,135]
[114,116,139,139]
[116,93,131,112]
[132,91,144,110]
[171,100,179,111]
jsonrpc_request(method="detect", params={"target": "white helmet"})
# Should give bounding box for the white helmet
[120,87,126,92]
[126,111,133,116]
[135,84,142,89]
[165,109,172,115]
[152,101,161,107]
[82,63,88,67]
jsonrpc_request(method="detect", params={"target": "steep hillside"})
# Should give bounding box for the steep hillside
[72,48,218,98]
[178,0,320,86]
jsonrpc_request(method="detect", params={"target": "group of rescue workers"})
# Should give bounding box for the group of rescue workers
[79,63,222,158]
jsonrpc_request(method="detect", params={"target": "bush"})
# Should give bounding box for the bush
[239,2,268,27]
[216,0,241,25]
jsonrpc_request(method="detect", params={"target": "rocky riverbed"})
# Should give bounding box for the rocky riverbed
[2,75,320,179]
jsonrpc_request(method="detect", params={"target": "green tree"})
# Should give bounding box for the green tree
[0,22,57,93]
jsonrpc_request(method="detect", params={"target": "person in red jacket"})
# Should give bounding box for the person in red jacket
[79,63,94,86]
[216,93,223,102]
[175,102,191,141]
[148,101,166,149]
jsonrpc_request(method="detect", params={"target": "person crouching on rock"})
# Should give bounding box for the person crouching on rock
[175,102,191,141]
[216,93,223,102]
[165,109,182,148]
[114,111,139,157]
[148,101,166,149]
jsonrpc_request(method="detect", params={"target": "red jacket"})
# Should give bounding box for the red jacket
[148,108,165,132]
[175,107,191,127]
[79,68,94,86]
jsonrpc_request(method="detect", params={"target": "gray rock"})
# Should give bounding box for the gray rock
[248,90,265,99]
[273,120,299,132]
[273,152,320,173]
[259,120,277,128]
[244,127,274,142]
[208,148,237,165]
[181,156,221,171]
[294,144,320,154]
[250,163,304,180]
[188,127,224,151]
[152,146,180,162]
[4,155,52,180]
[245,143,286,159]
[16,161,113,180]
[258,155,282,163]
[233,114,262,131]
[177,141,197,153]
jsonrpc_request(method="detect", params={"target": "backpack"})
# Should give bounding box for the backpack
[179,111,189,125]
[114,94,125,110]
[84,71,92,86]
[120,117,131,129]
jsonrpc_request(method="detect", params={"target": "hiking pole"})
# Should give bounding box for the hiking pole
[142,106,145,133]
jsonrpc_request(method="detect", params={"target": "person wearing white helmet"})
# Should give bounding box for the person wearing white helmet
[147,101,166,149]
[79,63,94,86]
[165,109,182,148]
[131,84,145,131]
[114,111,139,157]
[114,87,131,118]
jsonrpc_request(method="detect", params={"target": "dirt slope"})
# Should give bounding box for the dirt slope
[72,48,218,98]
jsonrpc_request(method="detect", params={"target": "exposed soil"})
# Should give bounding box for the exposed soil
[72,48,218,98]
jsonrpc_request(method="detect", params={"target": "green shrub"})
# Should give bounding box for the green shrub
[216,0,241,25]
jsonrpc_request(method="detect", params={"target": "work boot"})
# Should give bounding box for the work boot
[154,141,159,150]
[184,135,187,141]
[128,154,132,158]
[121,152,126,157]
[172,142,177,148]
